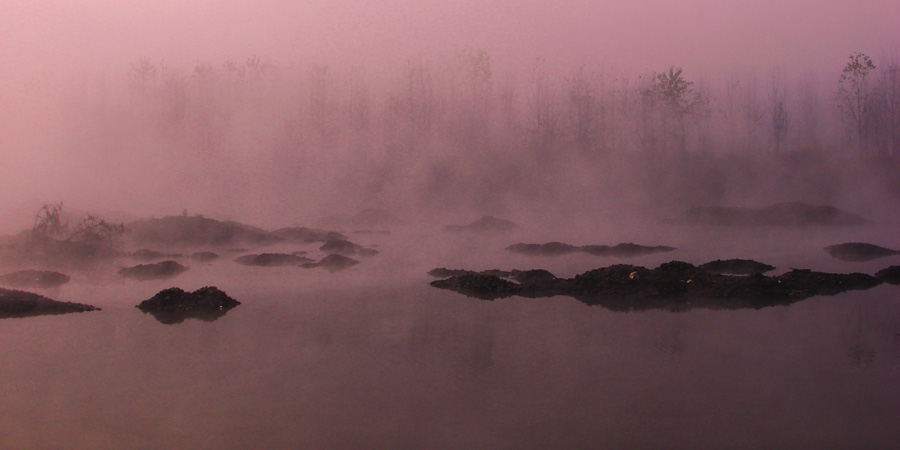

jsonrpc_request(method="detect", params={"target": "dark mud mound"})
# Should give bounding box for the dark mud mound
[699,259,776,275]
[683,202,870,227]
[136,286,240,324]
[118,261,189,281]
[430,273,522,300]
[825,242,900,262]
[430,261,887,311]
[234,253,313,267]
[0,232,124,267]
[318,239,379,257]
[444,216,519,233]
[876,266,900,284]
[427,268,514,278]
[506,242,675,257]
[131,248,182,262]
[0,288,98,319]
[301,254,360,272]
[507,242,579,256]
[580,243,677,257]
[0,270,71,289]
[191,251,220,262]
[271,227,347,243]
[127,215,280,247]
[428,268,478,278]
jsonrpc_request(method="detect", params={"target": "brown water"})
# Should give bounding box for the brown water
[2,224,900,449]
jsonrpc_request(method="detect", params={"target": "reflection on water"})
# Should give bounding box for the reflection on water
[1,226,900,449]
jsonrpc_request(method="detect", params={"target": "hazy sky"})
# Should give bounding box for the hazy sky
[3,0,899,77]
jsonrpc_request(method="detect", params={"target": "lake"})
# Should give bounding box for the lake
[1,222,899,449]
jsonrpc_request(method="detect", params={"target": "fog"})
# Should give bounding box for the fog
[3,0,900,232]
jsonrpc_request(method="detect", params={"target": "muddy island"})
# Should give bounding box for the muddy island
[300,253,360,272]
[118,261,189,281]
[429,261,890,311]
[136,286,240,324]
[191,251,220,262]
[698,259,776,275]
[0,288,99,319]
[824,242,900,262]
[318,239,379,257]
[0,270,71,289]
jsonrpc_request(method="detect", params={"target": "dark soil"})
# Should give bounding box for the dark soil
[191,251,220,262]
[580,243,677,257]
[824,242,900,262]
[136,286,240,324]
[126,215,281,247]
[0,270,71,289]
[430,260,888,311]
[118,261,189,281]
[875,266,900,284]
[301,253,360,272]
[319,239,379,257]
[698,259,776,275]
[506,242,580,256]
[0,288,98,319]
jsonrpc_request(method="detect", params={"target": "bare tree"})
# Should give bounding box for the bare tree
[126,57,157,100]
[528,58,560,149]
[870,57,900,155]
[837,52,877,153]
[740,75,766,151]
[768,72,791,153]
[566,66,603,154]
[644,67,707,153]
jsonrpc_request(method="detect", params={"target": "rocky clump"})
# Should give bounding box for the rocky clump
[824,242,900,262]
[190,251,220,262]
[0,288,98,319]
[0,270,71,289]
[582,243,677,257]
[301,254,360,272]
[682,202,870,227]
[507,242,676,257]
[875,266,900,284]
[118,260,189,281]
[234,253,314,267]
[318,239,379,257]
[698,259,776,275]
[444,216,519,233]
[136,286,239,324]
[126,215,281,247]
[507,242,579,256]
[429,261,887,312]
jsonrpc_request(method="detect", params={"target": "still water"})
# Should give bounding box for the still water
[1,224,899,449]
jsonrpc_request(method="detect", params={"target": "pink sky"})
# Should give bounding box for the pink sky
[3,0,899,76]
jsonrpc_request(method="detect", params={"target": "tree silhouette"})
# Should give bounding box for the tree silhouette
[645,67,707,152]
[837,52,876,153]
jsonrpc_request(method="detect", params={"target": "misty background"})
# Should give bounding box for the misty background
[3,0,900,232]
